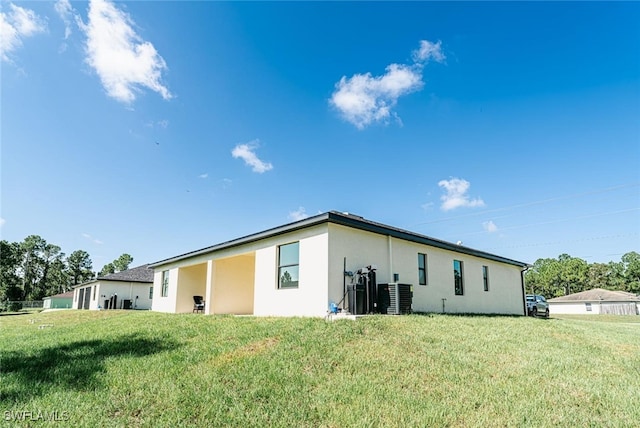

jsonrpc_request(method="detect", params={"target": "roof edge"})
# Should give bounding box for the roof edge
[149,211,528,269]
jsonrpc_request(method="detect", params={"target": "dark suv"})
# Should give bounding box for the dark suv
[526,294,549,318]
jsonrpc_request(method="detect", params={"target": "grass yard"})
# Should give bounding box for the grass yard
[1,311,639,427]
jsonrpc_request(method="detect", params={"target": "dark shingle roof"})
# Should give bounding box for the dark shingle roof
[150,211,528,268]
[97,264,154,283]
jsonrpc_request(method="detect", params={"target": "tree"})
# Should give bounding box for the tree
[67,250,94,285]
[621,251,640,293]
[556,254,588,295]
[99,253,134,277]
[113,254,134,272]
[46,258,70,295]
[99,263,116,277]
[20,235,47,300]
[34,243,65,300]
[586,263,613,290]
[0,240,24,302]
[526,254,587,298]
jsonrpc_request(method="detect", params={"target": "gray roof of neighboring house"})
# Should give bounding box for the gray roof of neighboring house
[73,264,154,289]
[549,288,640,303]
[97,264,154,283]
[44,291,74,299]
[150,211,529,269]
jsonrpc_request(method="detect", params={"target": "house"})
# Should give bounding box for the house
[150,211,529,317]
[43,291,74,309]
[548,288,640,315]
[72,264,154,310]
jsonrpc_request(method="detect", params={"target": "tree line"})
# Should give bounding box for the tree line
[0,235,134,303]
[524,252,640,298]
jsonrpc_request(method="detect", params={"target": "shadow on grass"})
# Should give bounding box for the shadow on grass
[0,334,179,405]
[410,311,528,319]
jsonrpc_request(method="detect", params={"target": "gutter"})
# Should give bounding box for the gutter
[520,265,532,316]
[149,211,529,269]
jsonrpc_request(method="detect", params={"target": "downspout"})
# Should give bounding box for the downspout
[388,235,393,283]
[520,265,532,316]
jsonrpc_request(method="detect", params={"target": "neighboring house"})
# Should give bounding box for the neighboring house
[548,288,640,315]
[43,291,74,309]
[73,265,154,310]
[150,211,529,317]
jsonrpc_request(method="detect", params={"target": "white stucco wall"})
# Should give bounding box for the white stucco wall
[253,230,329,316]
[96,281,154,310]
[550,301,640,315]
[212,254,255,315]
[151,269,179,313]
[328,224,525,315]
[150,221,524,317]
[175,264,207,313]
[549,302,597,315]
[73,281,153,310]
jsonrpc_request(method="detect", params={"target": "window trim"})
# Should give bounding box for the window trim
[453,260,464,296]
[482,265,489,292]
[277,241,300,289]
[161,270,169,297]
[418,253,427,285]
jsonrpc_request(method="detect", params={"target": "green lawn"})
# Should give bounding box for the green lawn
[1,311,639,427]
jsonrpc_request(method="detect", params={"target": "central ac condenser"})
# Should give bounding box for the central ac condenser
[377,283,413,315]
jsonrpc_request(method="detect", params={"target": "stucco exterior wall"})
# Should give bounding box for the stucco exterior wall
[550,301,640,315]
[176,263,207,313]
[96,281,154,310]
[328,224,524,315]
[212,254,255,315]
[73,284,98,309]
[253,230,329,317]
[549,302,597,315]
[152,269,178,313]
[73,281,152,310]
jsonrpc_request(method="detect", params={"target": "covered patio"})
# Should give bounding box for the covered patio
[173,252,256,315]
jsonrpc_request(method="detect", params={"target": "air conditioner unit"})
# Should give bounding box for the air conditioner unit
[377,283,413,315]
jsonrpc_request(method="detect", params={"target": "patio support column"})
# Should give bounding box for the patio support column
[205,260,215,315]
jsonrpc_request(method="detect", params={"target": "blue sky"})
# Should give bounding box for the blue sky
[2,1,639,270]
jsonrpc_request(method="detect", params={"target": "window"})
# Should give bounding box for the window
[482,266,489,292]
[453,260,464,295]
[278,242,299,288]
[149,286,153,300]
[585,302,592,312]
[418,253,427,285]
[161,270,169,297]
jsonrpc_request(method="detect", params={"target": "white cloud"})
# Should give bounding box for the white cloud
[231,140,273,173]
[82,232,103,244]
[483,220,498,233]
[288,207,308,221]
[54,0,73,39]
[198,173,208,179]
[0,217,5,227]
[79,0,172,104]
[438,178,485,211]
[330,63,422,129]
[0,3,47,62]
[412,40,446,64]
[329,39,444,129]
